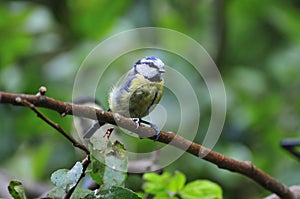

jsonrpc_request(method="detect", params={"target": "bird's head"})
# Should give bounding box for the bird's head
[134,56,165,81]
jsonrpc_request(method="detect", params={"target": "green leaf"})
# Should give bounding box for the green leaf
[71,187,95,199]
[180,180,222,199]
[90,136,108,152]
[50,161,83,191]
[8,180,26,199]
[136,192,145,199]
[142,172,171,195]
[102,141,127,189]
[89,137,128,190]
[153,193,177,199]
[51,169,69,190]
[48,186,95,199]
[168,171,186,193]
[143,172,172,183]
[89,137,107,186]
[90,155,105,185]
[143,172,162,182]
[47,187,66,199]
[81,193,97,199]
[98,186,140,199]
[143,172,186,197]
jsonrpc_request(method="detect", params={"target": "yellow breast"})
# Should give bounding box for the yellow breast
[109,74,164,118]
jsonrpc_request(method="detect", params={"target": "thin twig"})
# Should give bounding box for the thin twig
[20,98,89,155]
[0,91,297,199]
[19,97,90,199]
[64,155,91,199]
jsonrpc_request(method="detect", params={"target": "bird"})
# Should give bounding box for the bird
[83,56,165,140]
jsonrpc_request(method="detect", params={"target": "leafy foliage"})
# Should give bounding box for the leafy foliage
[45,135,129,198]
[8,180,26,199]
[89,136,128,190]
[50,161,83,192]
[98,186,140,199]
[142,171,222,199]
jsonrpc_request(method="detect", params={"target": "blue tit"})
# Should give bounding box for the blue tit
[108,56,165,139]
[83,56,165,139]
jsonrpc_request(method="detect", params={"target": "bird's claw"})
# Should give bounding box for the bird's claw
[131,118,140,129]
[132,119,161,140]
[150,123,161,141]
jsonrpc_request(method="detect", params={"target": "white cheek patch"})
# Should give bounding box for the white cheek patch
[136,64,158,79]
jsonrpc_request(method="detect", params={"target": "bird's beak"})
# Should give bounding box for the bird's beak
[159,68,166,73]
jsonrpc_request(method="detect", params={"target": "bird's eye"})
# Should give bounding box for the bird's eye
[147,62,157,68]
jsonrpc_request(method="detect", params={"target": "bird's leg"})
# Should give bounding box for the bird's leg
[140,119,161,140]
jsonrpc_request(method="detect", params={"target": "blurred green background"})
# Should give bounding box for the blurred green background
[1,0,300,198]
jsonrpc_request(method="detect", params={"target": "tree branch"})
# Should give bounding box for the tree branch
[0,91,297,199]
[19,98,89,155]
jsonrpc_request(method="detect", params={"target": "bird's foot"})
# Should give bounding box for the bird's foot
[130,118,141,129]
[140,119,160,141]
[150,123,160,141]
